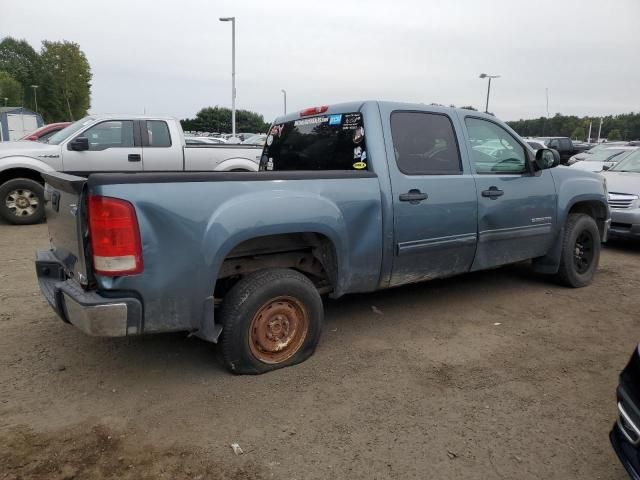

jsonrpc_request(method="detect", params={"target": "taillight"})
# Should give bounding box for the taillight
[299,105,328,117]
[88,195,143,276]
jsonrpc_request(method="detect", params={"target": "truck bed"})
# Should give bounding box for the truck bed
[40,170,383,339]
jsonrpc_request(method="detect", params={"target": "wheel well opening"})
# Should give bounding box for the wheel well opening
[568,201,607,239]
[0,168,43,186]
[214,233,338,300]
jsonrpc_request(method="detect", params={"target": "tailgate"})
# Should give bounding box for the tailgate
[42,172,90,285]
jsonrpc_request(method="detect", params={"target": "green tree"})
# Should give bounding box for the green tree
[507,113,640,141]
[608,129,622,141]
[40,40,91,121]
[0,71,23,105]
[0,37,41,110]
[459,105,478,111]
[181,106,269,133]
[571,126,585,141]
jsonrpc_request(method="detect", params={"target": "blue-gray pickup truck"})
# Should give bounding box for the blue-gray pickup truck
[35,101,611,374]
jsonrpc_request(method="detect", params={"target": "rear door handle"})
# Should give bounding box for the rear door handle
[128,154,141,162]
[481,186,504,199]
[399,189,428,204]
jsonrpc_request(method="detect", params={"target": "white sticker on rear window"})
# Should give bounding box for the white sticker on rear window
[294,116,329,127]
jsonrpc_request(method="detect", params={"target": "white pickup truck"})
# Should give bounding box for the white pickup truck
[0,114,262,224]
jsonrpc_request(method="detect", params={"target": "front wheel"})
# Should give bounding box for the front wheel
[0,178,46,225]
[219,268,323,374]
[555,213,601,287]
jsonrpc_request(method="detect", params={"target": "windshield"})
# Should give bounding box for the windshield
[585,142,626,155]
[610,150,640,173]
[583,148,633,162]
[260,112,366,171]
[47,117,95,145]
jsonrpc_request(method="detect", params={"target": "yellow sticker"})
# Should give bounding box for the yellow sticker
[353,161,367,170]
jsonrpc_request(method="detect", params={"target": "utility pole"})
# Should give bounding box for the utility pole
[597,117,603,143]
[281,89,287,115]
[219,17,236,139]
[479,73,500,113]
[30,85,39,114]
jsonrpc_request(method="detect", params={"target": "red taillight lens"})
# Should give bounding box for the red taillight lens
[88,195,143,276]
[299,105,328,117]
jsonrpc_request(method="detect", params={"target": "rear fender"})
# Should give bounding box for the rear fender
[215,157,259,172]
[203,190,349,295]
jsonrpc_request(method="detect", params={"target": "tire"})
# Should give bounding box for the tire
[555,213,600,287]
[0,178,45,225]
[219,268,323,374]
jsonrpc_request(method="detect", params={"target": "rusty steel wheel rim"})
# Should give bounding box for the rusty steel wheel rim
[248,296,309,364]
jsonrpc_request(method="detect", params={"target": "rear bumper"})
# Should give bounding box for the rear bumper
[35,250,142,337]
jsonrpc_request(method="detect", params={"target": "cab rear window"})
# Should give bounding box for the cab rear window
[259,112,367,171]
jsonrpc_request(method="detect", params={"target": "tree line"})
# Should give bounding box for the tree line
[506,113,640,142]
[0,37,92,122]
[181,106,270,133]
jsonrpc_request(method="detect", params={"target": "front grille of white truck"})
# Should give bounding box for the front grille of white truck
[608,193,638,209]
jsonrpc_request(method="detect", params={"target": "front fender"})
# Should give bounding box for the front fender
[554,169,609,226]
[0,156,57,175]
[202,190,350,294]
[215,157,259,172]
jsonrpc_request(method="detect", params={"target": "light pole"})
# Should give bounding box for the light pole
[281,89,287,115]
[479,73,500,113]
[30,85,39,114]
[219,16,236,139]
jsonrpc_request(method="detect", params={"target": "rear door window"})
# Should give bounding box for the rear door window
[390,111,462,175]
[260,112,367,171]
[145,120,171,147]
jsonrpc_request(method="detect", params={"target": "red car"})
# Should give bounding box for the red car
[21,122,71,142]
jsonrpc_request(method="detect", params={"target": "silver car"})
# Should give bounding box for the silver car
[570,146,638,172]
[602,149,640,239]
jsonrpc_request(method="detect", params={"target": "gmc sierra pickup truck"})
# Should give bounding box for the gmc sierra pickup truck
[0,115,261,225]
[35,101,610,374]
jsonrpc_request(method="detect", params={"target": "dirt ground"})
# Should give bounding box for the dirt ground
[1,223,638,480]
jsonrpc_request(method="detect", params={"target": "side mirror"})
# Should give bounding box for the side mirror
[534,148,560,170]
[69,137,89,151]
[602,164,611,171]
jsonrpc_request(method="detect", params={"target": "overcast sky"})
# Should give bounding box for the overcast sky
[2,0,639,123]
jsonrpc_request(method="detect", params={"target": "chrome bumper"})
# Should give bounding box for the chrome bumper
[35,250,142,337]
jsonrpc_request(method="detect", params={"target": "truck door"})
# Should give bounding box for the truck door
[140,120,181,170]
[460,115,557,271]
[62,120,143,174]
[382,107,478,286]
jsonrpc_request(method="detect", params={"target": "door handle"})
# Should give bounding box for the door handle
[128,154,141,162]
[399,189,428,204]
[482,186,504,199]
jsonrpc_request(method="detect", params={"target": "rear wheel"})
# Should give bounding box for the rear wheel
[219,268,323,374]
[555,213,600,287]
[0,178,45,225]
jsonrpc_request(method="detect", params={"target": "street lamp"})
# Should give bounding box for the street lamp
[281,89,287,115]
[219,16,236,139]
[30,85,39,114]
[479,73,500,113]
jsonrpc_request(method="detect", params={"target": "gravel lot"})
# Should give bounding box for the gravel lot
[1,223,638,479]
